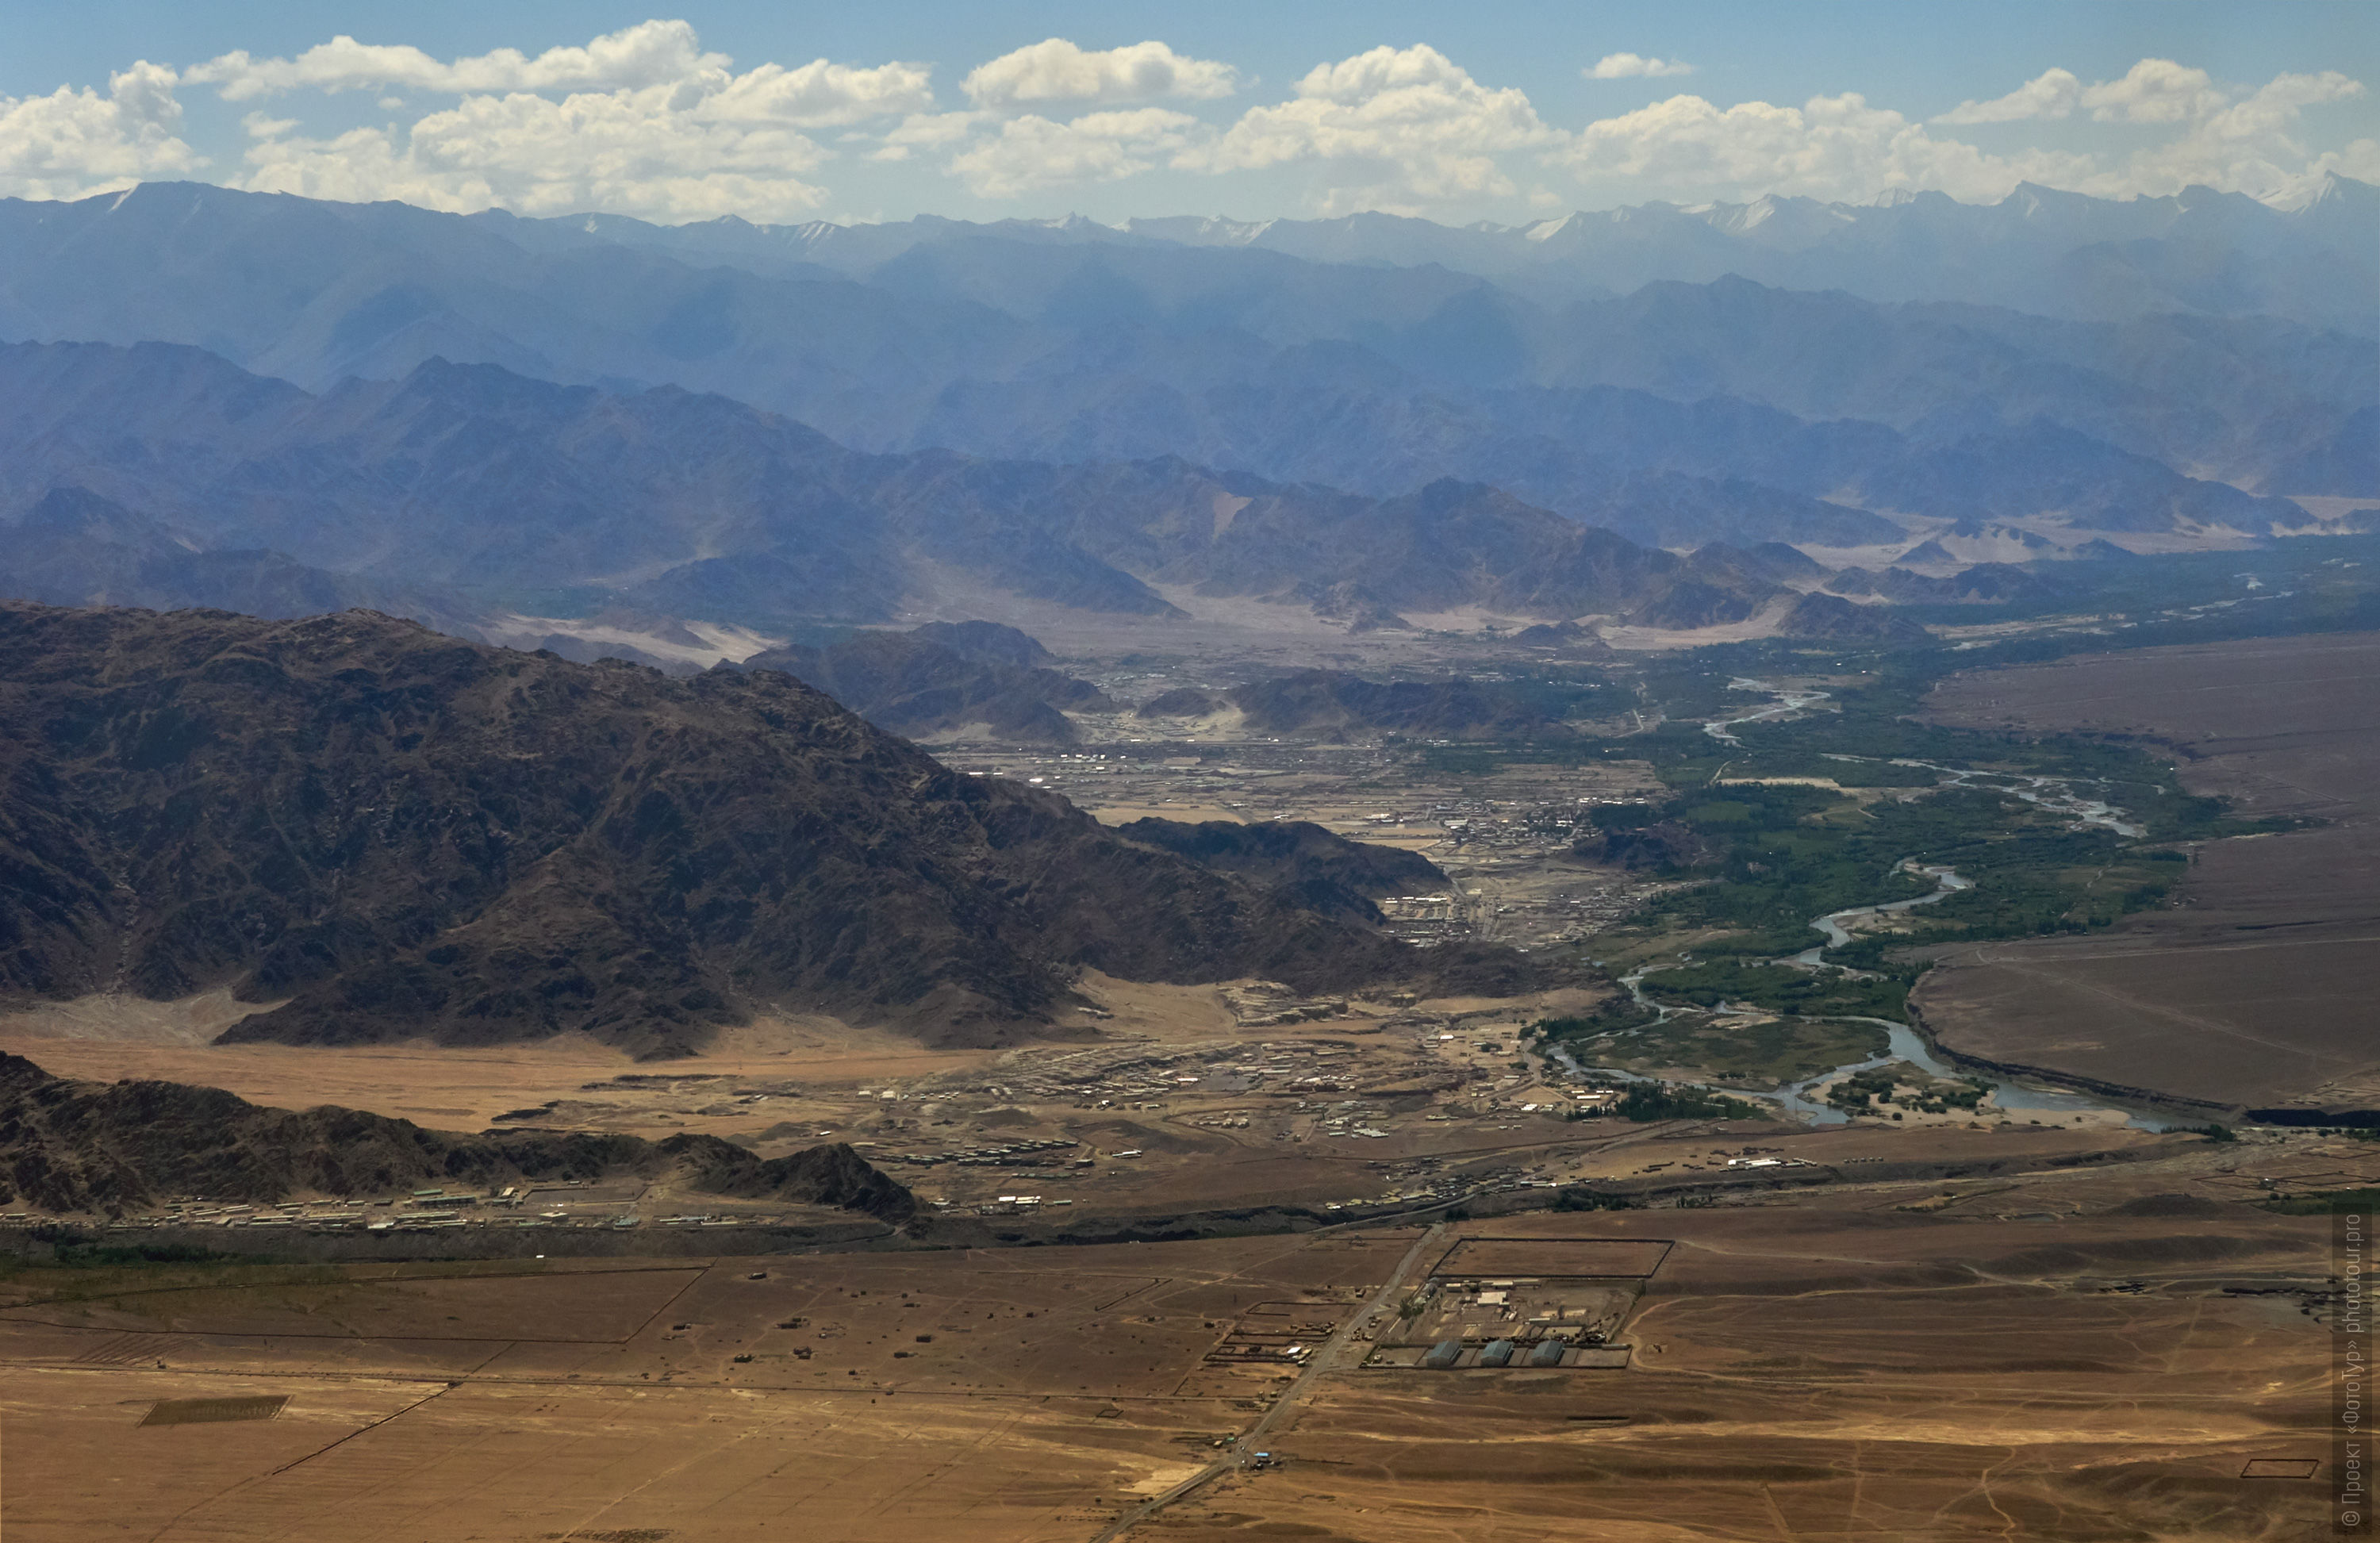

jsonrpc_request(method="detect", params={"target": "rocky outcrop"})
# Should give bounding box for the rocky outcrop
[0,1051,915,1220]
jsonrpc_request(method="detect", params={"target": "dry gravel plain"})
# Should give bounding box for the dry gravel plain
[0,1200,2337,1542]
[1918,631,2380,1113]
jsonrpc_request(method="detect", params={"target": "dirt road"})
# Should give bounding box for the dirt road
[1088,1222,1448,1541]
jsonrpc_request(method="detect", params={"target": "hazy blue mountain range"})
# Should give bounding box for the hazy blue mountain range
[0,485,483,631]
[0,340,1803,629]
[485,175,2380,335]
[0,182,2367,558]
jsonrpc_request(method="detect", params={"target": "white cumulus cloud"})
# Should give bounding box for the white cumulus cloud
[2079,58,2226,124]
[949,108,1202,197]
[14,28,2377,223]
[186,20,728,101]
[0,61,203,201]
[1933,67,2080,125]
[188,21,930,129]
[1188,44,1557,214]
[2093,68,2369,201]
[1587,54,1694,80]
[869,110,985,163]
[172,21,946,221]
[962,39,1238,109]
[696,60,933,126]
[240,86,834,222]
[1557,90,2092,205]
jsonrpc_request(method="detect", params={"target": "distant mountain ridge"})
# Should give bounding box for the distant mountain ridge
[480,175,2378,333]
[0,485,482,631]
[0,182,2364,560]
[0,340,1796,629]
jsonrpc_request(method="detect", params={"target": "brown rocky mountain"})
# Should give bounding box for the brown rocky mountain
[738,621,1111,743]
[0,1050,913,1221]
[0,602,1554,1057]
[1775,590,1934,643]
[1116,818,1448,924]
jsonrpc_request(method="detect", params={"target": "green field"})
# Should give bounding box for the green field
[1635,958,1914,1020]
[1545,1010,1887,1086]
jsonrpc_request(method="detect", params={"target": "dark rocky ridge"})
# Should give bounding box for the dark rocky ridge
[738,621,1110,743]
[0,602,1556,1057]
[1775,591,1934,644]
[1117,818,1449,925]
[0,1051,913,1222]
[1828,562,2060,607]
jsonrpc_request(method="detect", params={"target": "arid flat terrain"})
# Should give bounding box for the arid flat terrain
[1917,631,2380,1111]
[1153,1205,2332,1542]
[1,1197,2336,1542]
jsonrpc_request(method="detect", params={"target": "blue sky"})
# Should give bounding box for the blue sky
[3,2,2373,225]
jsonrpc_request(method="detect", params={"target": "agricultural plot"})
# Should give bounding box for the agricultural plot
[1547,1008,1888,1084]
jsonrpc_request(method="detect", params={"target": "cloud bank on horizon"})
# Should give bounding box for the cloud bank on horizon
[0,19,2370,225]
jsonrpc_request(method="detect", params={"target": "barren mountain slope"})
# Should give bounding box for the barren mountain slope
[0,603,1553,1057]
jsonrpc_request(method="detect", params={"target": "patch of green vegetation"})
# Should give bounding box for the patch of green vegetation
[2261,1188,2380,1215]
[1557,1011,1887,1085]
[1533,996,1661,1043]
[1603,777,2198,960]
[1637,959,1913,1020]
[1411,729,1636,776]
[1630,648,2301,854]
[1825,1062,1990,1115]
[0,1256,341,1307]
[1498,675,1637,721]
[1749,754,1940,788]
[1551,1188,1641,1211]
[1605,1083,1770,1122]
[0,1248,555,1307]
[1415,744,1506,776]
[49,1242,235,1268]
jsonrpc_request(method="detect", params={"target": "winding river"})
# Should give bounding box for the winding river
[1701,677,1832,746]
[1789,860,1971,965]
[1550,682,2175,1129]
[1828,754,2146,838]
